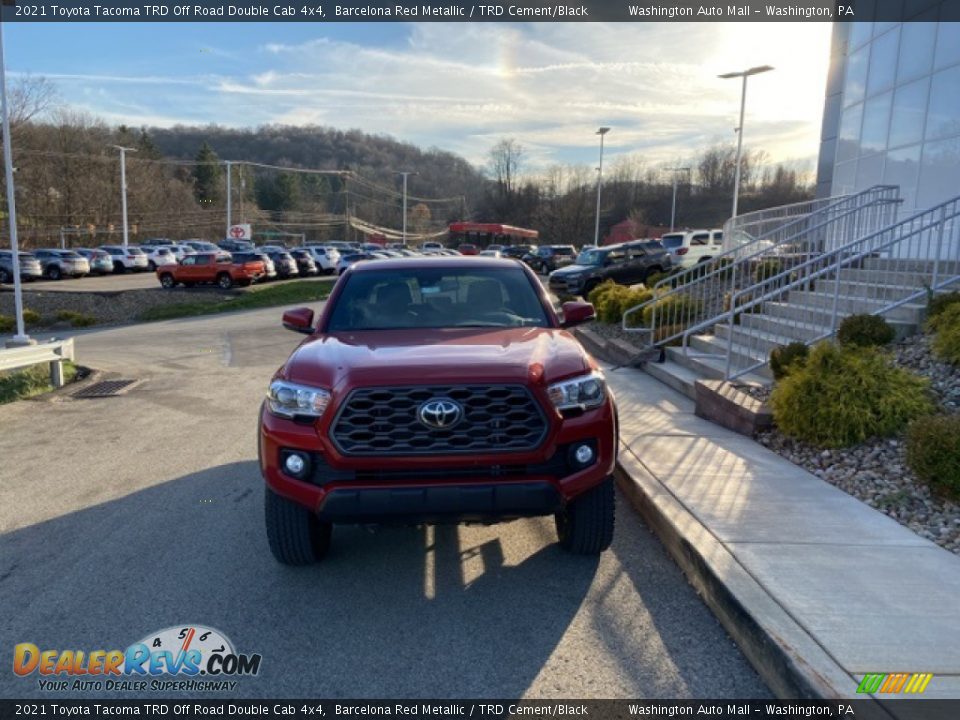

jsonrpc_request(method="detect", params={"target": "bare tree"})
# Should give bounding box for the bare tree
[8,75,57,131]
[488,138,524,197]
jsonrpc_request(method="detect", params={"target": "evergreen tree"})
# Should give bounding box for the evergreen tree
[193,142,222,206]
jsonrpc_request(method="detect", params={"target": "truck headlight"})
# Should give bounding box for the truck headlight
[547,371,606,411]
[267,380,331,419]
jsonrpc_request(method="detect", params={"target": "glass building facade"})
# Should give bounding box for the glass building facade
[816,10,960,214]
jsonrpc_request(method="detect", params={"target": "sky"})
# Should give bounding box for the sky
[6,21,833,176]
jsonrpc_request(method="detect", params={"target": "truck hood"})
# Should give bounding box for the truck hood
[551,263,596,277]
[281,327,593,391]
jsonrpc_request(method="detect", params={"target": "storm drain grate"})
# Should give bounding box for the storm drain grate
[72,379,138,399]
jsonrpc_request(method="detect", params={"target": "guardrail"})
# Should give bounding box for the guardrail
[0,338,75,387]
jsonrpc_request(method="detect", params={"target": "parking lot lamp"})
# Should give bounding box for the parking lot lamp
[718,65,773,218]
[594,127,610,246]
[398,171,417,245]
[0,24,31,346]
[111,145,136,251]
[666,166,690,231]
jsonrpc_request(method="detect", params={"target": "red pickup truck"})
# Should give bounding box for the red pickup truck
[259,256,617,565]
[157,252,265,289]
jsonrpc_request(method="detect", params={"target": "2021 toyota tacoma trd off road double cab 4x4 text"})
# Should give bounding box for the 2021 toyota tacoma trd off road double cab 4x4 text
[259,256,618,565]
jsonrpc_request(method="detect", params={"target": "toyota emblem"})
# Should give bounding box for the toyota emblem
[418,398,463,429]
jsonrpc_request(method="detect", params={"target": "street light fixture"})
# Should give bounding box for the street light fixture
[594,127,610,247]
[718,64,773,219]
[110,145,137,251]
[665,166,691,231]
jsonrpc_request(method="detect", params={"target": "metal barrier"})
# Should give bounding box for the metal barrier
[0,338,75,387]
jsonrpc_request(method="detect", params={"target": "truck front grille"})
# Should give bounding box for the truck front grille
[330,384,548,456]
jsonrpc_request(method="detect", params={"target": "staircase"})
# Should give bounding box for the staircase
[623,189,960,400]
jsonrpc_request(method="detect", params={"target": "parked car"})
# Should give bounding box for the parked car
[182,239,221,253]
[233,251,277,281]
[289,249,319,276]
[420,242,445,253]
[265,251,300,279]
[501,245,536,259]
[658,229,723,268]
[140,245,178,271]
[487,244,505,252]
[261,256,614,564]
[0,250,42,284]
[32,249,90,280]
[458,243,480,255]
[100,245,149,273]
[524,245,577,274]
[398,249,421,257]
[549,240,672,296]
[336,252,376,275]
[219,239,255,253]
[304,246,340,275]
[157,252,265,289]
[142,237,175,246]
[166,244,194,262]
[74,248,114,275]
[479,249,503,258]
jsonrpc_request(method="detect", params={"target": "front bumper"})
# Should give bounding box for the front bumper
[259,392,617,523]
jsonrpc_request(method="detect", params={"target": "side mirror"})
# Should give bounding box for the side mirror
[560,301,596,329]
[282,307,315,335]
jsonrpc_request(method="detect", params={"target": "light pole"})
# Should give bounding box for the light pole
[666,166,690,231]
[718,65,773,219]
[594,127,610,246]
[398,171,417,246]
[111,145,137,251]
[0,24,31,346]
[224,160,232,238]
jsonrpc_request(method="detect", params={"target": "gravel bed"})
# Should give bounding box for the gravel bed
[586,320,648,347]
[0,287,231,329]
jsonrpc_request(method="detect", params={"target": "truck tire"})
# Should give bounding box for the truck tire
[555,475,615,555]
[47,265,62,280]
[265,487,332,565]
[113,261,126,274]
[159,273,175,289]
[217,273,233,290]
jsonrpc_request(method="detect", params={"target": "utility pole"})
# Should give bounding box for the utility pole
[398,171,417,246]
[594,127,610,246]
[224,160,232,238]
[0,24,31,346]
[666,167,690,231]
[111,145,136,251]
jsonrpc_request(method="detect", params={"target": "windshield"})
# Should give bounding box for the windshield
[660,234,684,249]
[554,247,575,256]
[327,267,549,331]
[576,250,604,266]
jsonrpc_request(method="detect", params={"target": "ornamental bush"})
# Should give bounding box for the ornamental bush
[770,342,933,448]
[769,342,809,381]
[641,293,703,329]
[836,313,895,347]
[926,291,960,328]
[930,303,960,365]
[906,414,960,500]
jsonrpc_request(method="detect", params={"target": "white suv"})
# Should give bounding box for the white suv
[304,246,340,275]
[100,245,150,273]
[658,229,723,268]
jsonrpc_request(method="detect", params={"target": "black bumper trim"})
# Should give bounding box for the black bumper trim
[316,481,563,524]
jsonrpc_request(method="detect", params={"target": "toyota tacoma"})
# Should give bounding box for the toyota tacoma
[259,256,617,564]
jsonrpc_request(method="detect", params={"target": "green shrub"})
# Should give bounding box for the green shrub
[754,258,783,284]
[836,314,895,347]
[645,271,668,288]
[0,315,13,333]
[55,310,97,328]
[652,323,687,346]
[931,303,960,364]
[587,279,618,308]
[770,342,933,447]
[617,287,653,326]
[595,284,630,324]
[906,414,960,500]
[22,309,40,325]
[926,291,960,328]
[769,342,809,381]
[641,293,703,328]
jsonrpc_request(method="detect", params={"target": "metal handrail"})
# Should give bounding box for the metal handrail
[722,197,960,380]
[722,194,851,249]
[620,185,902,346]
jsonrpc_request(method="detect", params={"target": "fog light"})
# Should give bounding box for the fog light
[284,452,307,477]
[574,444,595,465]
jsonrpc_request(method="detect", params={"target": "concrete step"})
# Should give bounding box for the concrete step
[666,340,771,384]
[739,312,833,343]
[840,267,954,287]
[864,257,960,274]
[687,333,773,380]
[641,357,700,400]
[815,278,928,302]
[784,292,926,323]
[714,322,820,363]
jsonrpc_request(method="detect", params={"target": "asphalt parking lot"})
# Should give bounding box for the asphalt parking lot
[0,304,769,699]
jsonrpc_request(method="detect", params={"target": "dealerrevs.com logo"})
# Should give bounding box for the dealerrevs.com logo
[13,625,262,692]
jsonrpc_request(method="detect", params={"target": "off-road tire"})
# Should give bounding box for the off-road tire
[47,265,62,280]
[217,273,233,290]
[555,475,615,555]
[265,487,332,565]
[159,273,175,289]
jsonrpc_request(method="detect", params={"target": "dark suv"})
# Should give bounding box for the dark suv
[524,245,577,273]
[260,256,618,564]
[549,240,672,296]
